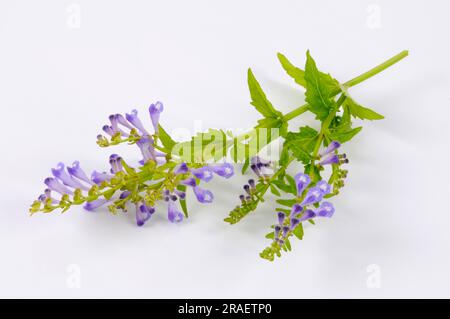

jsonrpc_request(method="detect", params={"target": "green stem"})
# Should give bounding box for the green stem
[282,50,409,122]
[311,95,347,161]
[343,50,409,88]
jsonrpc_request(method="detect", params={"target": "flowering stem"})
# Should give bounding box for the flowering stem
[283,50,409,122]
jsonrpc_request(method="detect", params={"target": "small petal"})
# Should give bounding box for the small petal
[298,209,316,222]
[125,109,149,135]
[67,161,93,185]
[290,218,300,229]
[102,125,114,136]
[316,201,335,218]
[115,113,134,130]
[91,171,113,185]
[175,162,189,174]
[136,203,154,226]
[318,154,339,166]
[168,201,183,223]
[52,162,89,190]
[192,167,213,182]
[281,226,290,237]
[319,141,341,157]
[277,212,285,225]
[316,180,331,195]
[182,177,197,188]
[83,198,107,211]
[44,177,73,195]
[294,173,311,195]
[274,225,281,238]
[291,204,303,216]
[119,191,131,199]
[193,186,214,203]
[301,186,325,206]
[210,163,234,178]
[149,101,164,133]
[136,136,156,162]
[109,114,129,137]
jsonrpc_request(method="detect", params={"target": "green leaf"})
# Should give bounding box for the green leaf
[247,68,281,118]
[276,198,297,207]
[345,97,384,120]
[270,184,281,196]
[292,223,304,240]
[265,232,275,239]
[277,52,306,88]
[158,124,176,151]
[284,126,319,164]
[328,126,362,143]
[304,51,340,120]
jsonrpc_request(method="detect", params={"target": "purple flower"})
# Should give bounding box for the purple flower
[168,200,183,223]
[102,125,114,136]
[290,218,300,229]
[91,171,113,185]
[67,161,94,185]
[316,180,331,195]
[83,198,108,211]
[318,154,339,166]
[126,109,149,135]
[291,204,303,216]
[281,226,290,237]
[294,173,311,195]
[316,201,335,218]
[319,141,341,157]
[44,177,73,195]
[109,114,129,137]
[175,162,189,174]
[277,211,285,225]
[109,154,123,174]
[250,156,272,177]
[192,167,213,182]
[52,162,89,191]
[193,186,214,203]
[298,209,316,222]
[210,163,234,178]
[149,102,164,133]
[301,186,325,206]
[274,225,281,238]
[182,177,197,187]
[136,203,155,226]
[175,190,186,200]
[119,191,131,199]
[115,113,134,130]
[136,136,156,162]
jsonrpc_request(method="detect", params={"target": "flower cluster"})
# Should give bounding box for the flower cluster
[260,173,335,261]
[30,102,234,227]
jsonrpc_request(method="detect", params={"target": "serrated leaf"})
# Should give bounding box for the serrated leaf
[345,97,384,120]
[304,51,340,120]
[277,52,306,88]
[328,126,362,143]
[284,126,319,164]
[247,68,281,118]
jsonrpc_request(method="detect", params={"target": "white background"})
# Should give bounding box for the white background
[0,0,449,298]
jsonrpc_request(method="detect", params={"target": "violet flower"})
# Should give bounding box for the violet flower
[167,200,183,223]
[136,202,155,226]
[125,109,150,135]
[149,102,164,133]
[295,173,311,195]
